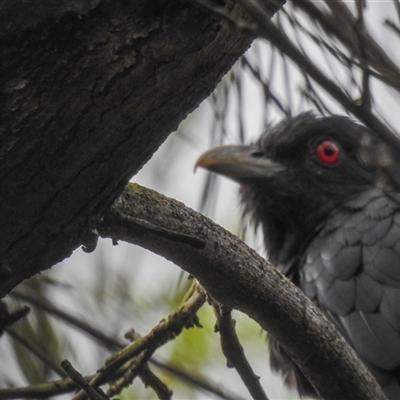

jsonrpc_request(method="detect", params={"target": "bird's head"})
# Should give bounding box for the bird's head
[196,113,394,265]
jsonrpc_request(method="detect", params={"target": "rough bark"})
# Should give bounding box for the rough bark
[0,0,283,296]
[98,183,387,400]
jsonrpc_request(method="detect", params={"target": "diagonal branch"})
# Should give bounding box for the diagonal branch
[98,183,387,400]
[71,284,206,400]
[7,290,242,400]
[198,0,399,150]
[292,0,400,92]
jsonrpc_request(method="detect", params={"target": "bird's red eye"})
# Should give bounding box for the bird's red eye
[316,141,340,165]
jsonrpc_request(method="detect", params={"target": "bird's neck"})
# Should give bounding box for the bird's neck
[251,196,330,275]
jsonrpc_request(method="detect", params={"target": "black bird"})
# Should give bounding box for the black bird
[196,113,400,399]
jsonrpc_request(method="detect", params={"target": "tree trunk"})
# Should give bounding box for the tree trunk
[0,1,281,296]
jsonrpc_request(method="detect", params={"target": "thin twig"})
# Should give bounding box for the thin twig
[61,360,108,400]
[8,290,241,400]
[213,303,269,400]
[199,0,399,148]
[72,285,206,400]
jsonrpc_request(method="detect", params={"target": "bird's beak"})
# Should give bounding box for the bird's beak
[195,145,285,183]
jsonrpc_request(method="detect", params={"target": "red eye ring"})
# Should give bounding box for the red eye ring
[316,141,340,165]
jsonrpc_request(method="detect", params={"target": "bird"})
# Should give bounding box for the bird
[195,113,400,399]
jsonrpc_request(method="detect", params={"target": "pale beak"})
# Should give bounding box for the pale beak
[195,145,284,182]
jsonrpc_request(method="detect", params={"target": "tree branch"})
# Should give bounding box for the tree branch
[71,284,206,400]
[7,290,242,400]
[98,183,387,400]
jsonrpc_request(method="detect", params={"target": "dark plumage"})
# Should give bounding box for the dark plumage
[195,113,400,399]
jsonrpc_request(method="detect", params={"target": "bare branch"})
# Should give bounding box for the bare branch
[213,302,269,400]
[199,0,399,150]
[61,360,108,400]
[98,183,387,400]
[8,290,241,400]
[72,284,206,400]
[293,0,400,91]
